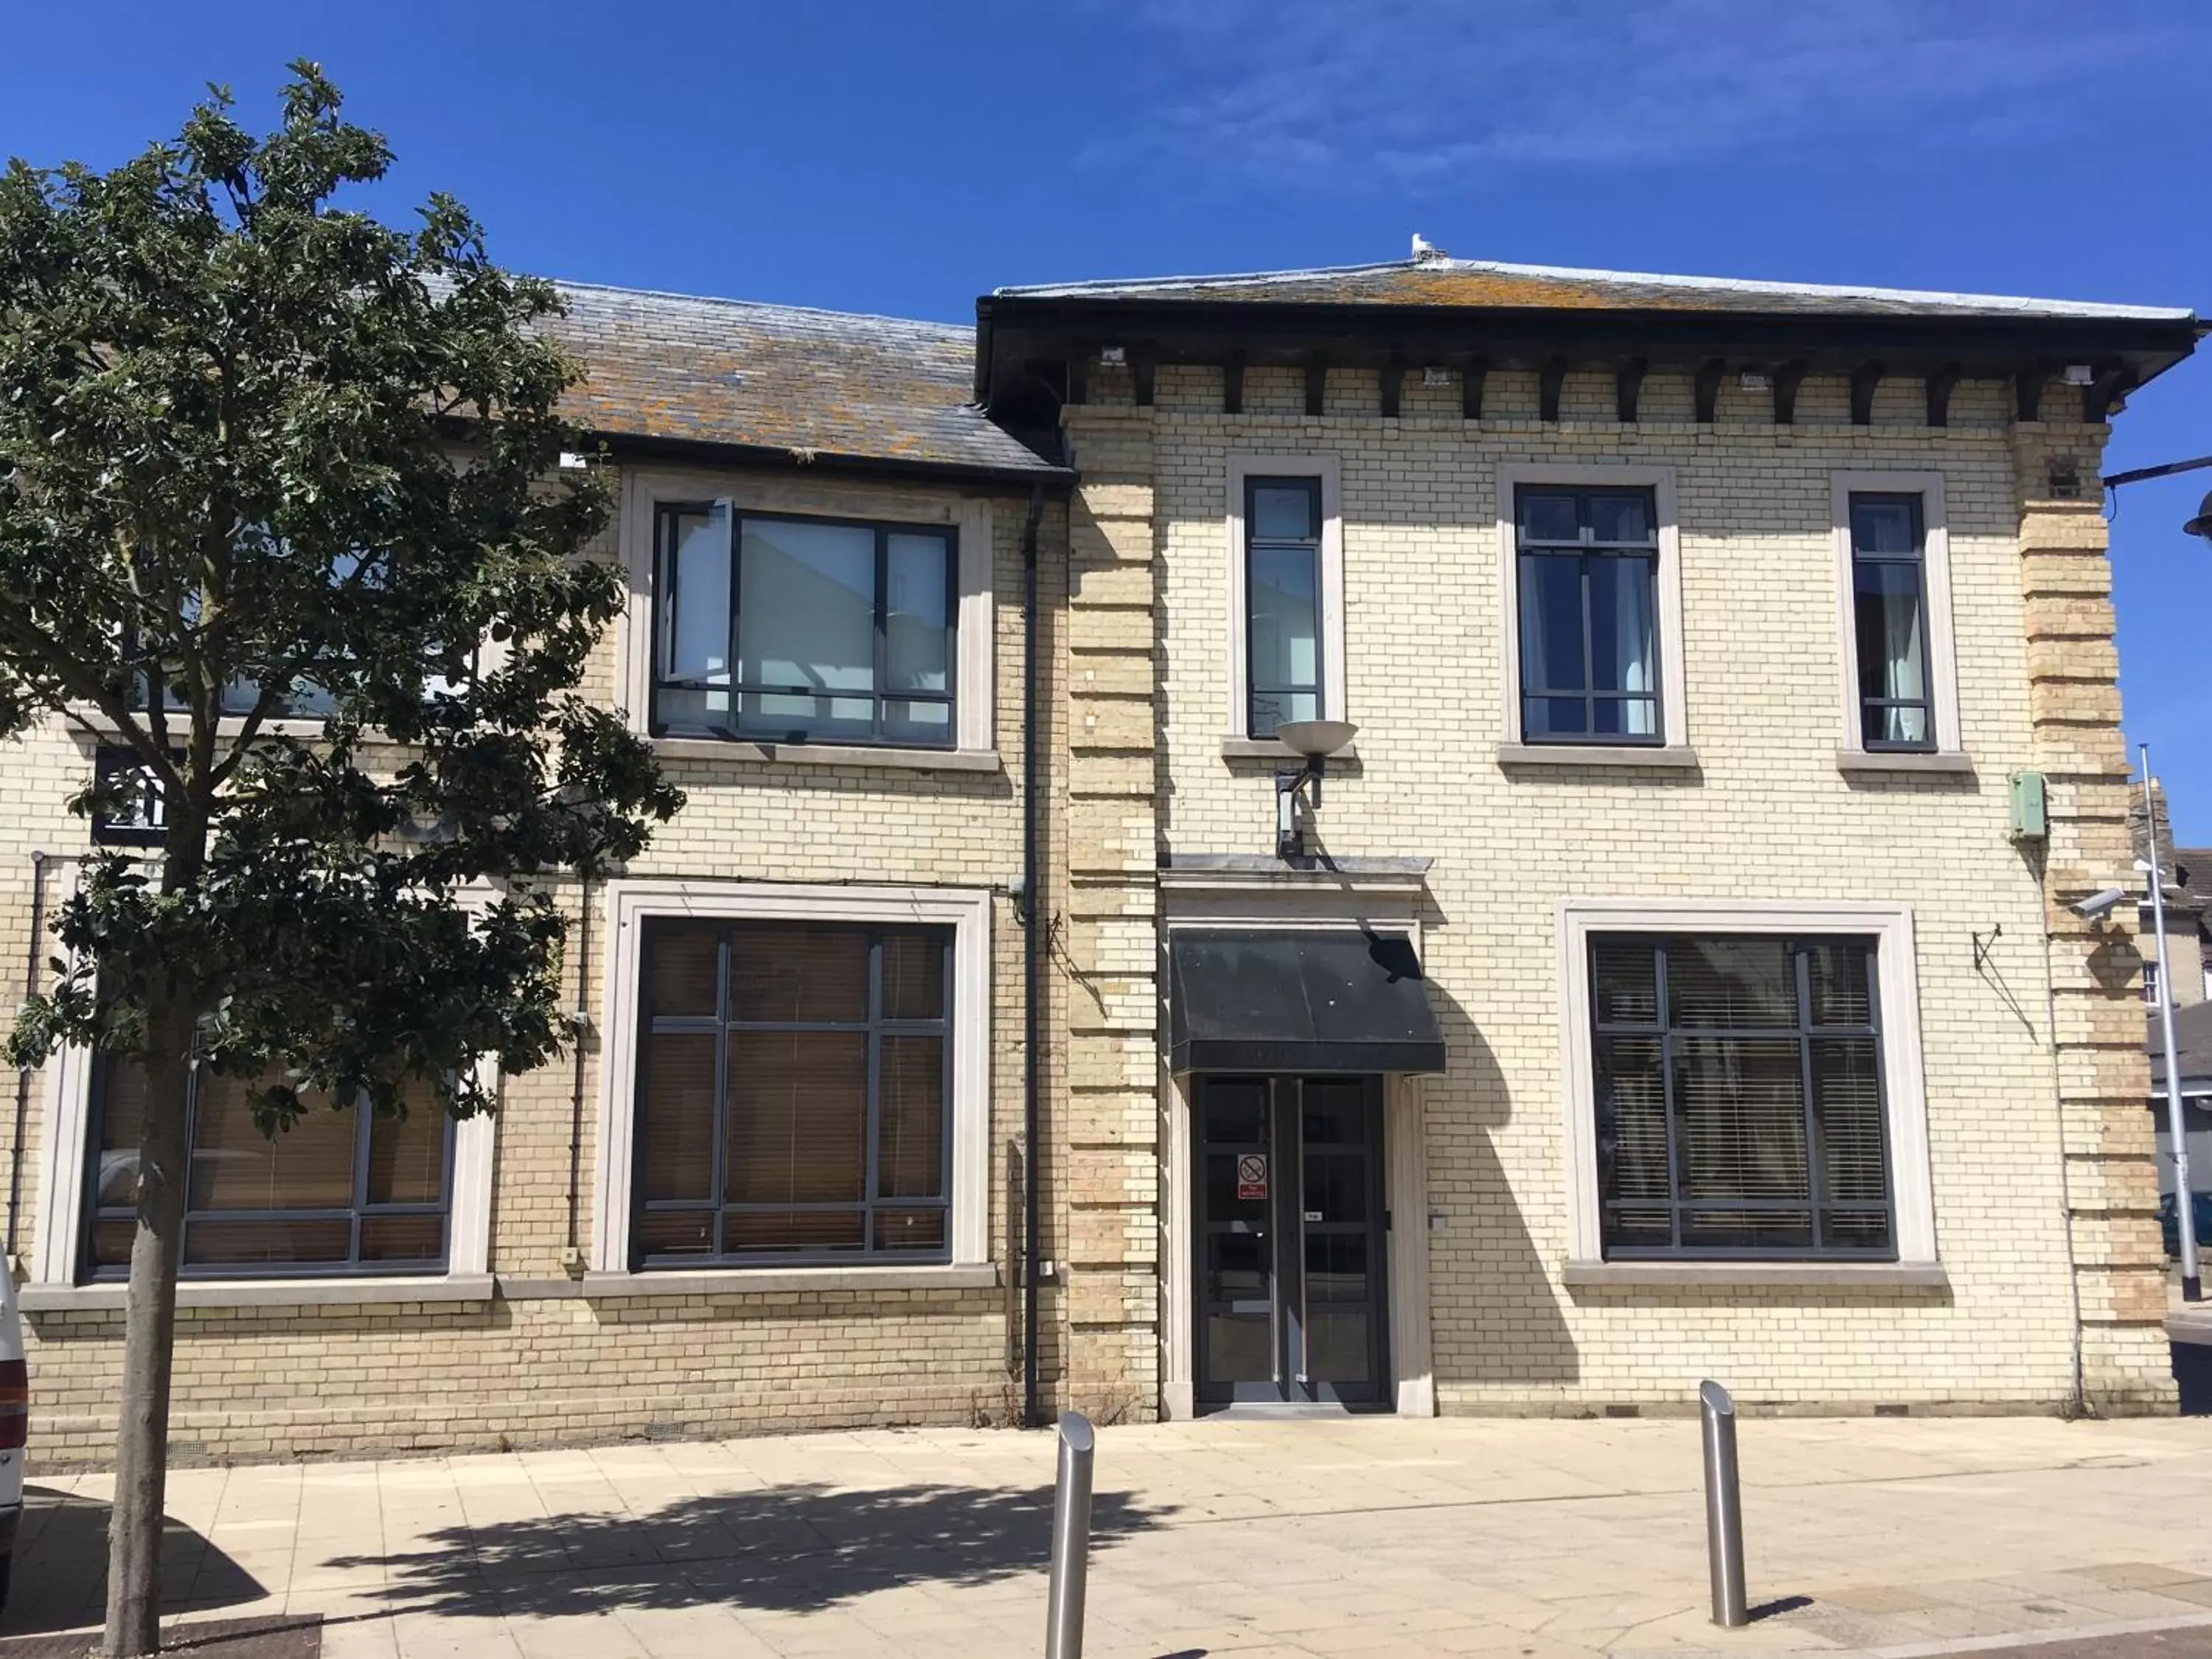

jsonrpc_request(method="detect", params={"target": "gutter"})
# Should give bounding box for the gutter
[577,430,1071,492]
[1020,481,1045,1430]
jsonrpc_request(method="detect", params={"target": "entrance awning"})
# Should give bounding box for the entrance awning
[1168,928,1448,1074]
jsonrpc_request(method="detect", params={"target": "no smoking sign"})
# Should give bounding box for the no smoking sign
[1236,1153,1268,1200]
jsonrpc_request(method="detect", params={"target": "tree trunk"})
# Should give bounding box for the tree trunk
[103,999,194,1658]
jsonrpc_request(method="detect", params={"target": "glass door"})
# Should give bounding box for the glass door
[1194,1075,1389,1408]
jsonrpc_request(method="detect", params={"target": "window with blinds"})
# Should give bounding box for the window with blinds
[85,1057,453,1279]
[1590,934,1893,1259]
[633,919,953,1267]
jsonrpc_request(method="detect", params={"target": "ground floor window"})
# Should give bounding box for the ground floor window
[632,918,953,1267]
[85,1059,453,1279]
[1590,933,1893,1259]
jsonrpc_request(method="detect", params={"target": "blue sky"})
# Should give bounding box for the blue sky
[5,1,2208,832]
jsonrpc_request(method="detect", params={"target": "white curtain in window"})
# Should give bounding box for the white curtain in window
[1881,591,1927,745]
[1615,566,1655,737]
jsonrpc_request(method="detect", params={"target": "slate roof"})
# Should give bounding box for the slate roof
[538,282,1062,479]
[995,256,2197,323]
[2152,1001,2212,1094]
[2174,849,2212,914]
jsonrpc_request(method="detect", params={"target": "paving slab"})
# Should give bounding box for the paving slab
[18,1417,2212,1655]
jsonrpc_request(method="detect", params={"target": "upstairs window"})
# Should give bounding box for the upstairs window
[654,505,956,747]
[1515,487,1661,743]
[1849,493,1935,751]
[1245,477,1324,737]
[1590,934,1894,1260]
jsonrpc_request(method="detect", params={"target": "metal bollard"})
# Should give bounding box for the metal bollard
[1045,1411,1096,1659]
[1700,1380,1749,1628]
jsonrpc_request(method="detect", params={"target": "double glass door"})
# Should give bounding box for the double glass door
[1195,1074,1389,1407]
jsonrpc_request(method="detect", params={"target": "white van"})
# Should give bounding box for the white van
[0,1265,24,1604]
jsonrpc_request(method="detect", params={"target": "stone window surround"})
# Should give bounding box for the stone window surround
[26,860,498,1302]
[1554,896,1940,1281]
[615,466,998,768]
[1222,454,1349,758]
[589,878,992,1284]
[1495,462,1692,765]
[1829,470,1967,774]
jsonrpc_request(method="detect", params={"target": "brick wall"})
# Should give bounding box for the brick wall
[3,463,1079,1467]
[1107,358,2166,1413]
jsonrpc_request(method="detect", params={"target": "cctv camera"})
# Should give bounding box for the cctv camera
[2070,888,2127,920]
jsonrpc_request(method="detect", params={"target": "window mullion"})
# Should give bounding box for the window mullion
[350,1084,372,1267]
[1579,553,1596,740]
[1307,479,1324,717]
[945,525,961,744]
[724,512,742,740]
[1795,946,1826,1252]
[874,526,890,743]
[1656,942,1683,1251]
[1243,481,1259,734]
[709,929,731,1262]
[864,930,884,1255]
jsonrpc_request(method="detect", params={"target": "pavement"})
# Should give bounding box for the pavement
[15,1415,2212,1658]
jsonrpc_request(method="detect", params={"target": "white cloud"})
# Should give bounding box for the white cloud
[1088,0,2194,185]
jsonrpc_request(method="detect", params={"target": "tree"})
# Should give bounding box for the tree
[0,66,681,1656]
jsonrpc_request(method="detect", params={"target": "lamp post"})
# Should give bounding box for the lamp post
[2142,743,2202,1301]
[2095,459,2212,1297]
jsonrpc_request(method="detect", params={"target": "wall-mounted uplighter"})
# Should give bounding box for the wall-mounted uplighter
[1273,720,1357,860]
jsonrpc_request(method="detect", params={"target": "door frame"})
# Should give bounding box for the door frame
[1190,1074,1392,1408]
[1167,1070,1435,1417]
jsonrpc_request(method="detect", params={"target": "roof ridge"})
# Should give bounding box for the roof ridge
[995,255,2194,322]
[549,277,968,337]
[992,259,1411,298]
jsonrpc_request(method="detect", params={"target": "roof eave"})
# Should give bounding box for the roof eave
[984,292,2200,355]
[583,426,1073,490]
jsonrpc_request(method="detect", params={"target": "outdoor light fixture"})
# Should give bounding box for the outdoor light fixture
[2185,490,2212,548]
[2070,888,2127,920]
[1273,719,1357,859]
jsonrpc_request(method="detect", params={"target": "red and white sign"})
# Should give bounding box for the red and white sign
[1237,1153,1268,1201]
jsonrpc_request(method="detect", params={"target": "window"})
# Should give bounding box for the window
[632,919,953,1267]
[1515,486,1662,743]
[1848,493,1934,751]
[1224,456,1344,748]
[1589,934,1893,1259]
[653,505,956,747]
[1245,477,1323,736]
[2145,961,2163,1008]
[83,1059,452,1279]
[89,746,169,847]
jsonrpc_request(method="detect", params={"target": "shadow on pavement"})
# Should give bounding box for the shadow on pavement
[2172,1340,2212,1415]
[323,1481,1175,1618]
[0,1486,267,1638]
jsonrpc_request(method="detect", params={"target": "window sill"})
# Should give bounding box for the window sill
[20,1273,495,1312]
[524,1263,1001,1299]
[1219,735,1358,762]
[1496,742,1700,771]
[67,711,386,745]
[1834,748,1975,778]
[1562,1259,1947,1290]
[648,737,1001,773]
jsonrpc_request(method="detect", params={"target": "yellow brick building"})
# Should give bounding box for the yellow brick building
[4,257,2198,1464]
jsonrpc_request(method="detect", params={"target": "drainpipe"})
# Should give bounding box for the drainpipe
[566,872,593,1268]
[7,852,49,1265]
[1021,481,1045,1430]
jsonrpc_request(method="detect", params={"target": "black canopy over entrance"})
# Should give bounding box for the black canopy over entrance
[1167,928,1447,1074]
